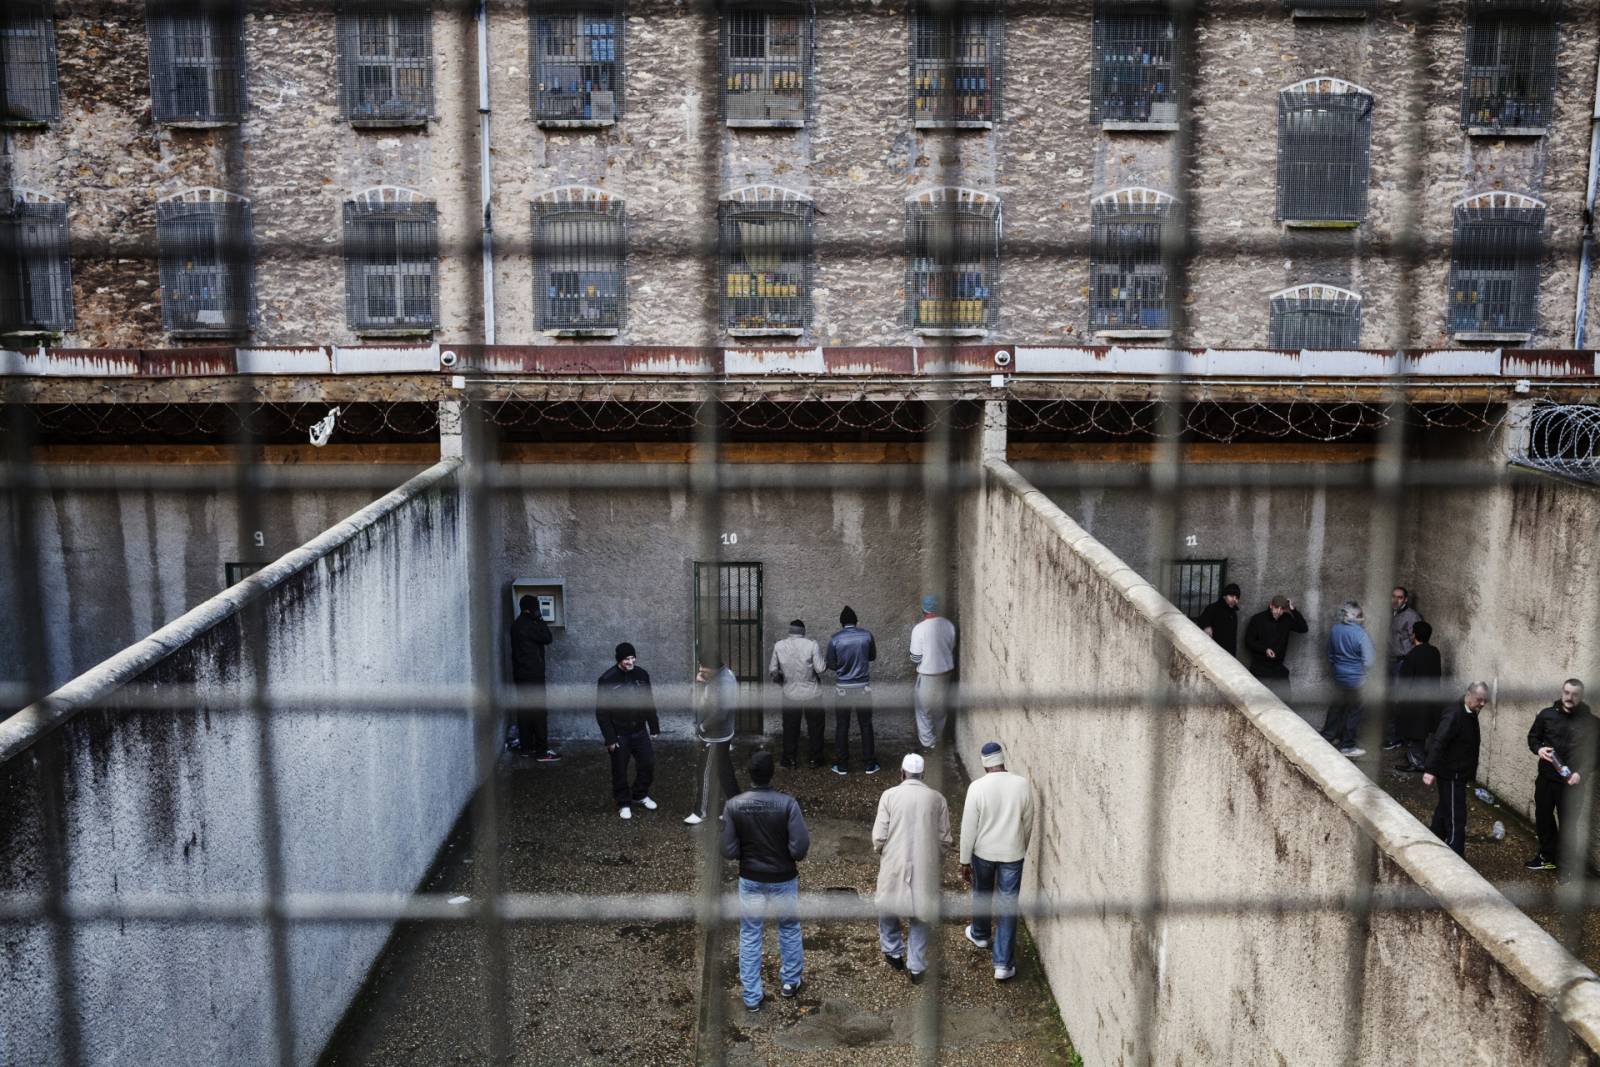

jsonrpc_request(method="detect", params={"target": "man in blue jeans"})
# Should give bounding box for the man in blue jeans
[721,752,811,1012]
[960,741,1034,981]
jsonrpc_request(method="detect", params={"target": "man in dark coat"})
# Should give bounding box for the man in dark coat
[596,642,661,820]
[509,595,557,760]
[1524,679,1596,877]
[1424,682,1488,857]
[1195,583,1242,659]
[1242,595,1308,701]
[1392,620,1443,772]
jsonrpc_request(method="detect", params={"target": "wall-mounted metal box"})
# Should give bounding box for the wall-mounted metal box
[510,577,567,628]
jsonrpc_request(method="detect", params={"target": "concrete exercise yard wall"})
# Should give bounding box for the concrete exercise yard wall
[0,460,473,1067]
[955,458,1600,1065]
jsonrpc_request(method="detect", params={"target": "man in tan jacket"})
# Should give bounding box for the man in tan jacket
[872,752,952,983]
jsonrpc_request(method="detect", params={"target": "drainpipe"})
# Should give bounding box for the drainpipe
[1575,43,1600,348]
[476,0,496,344]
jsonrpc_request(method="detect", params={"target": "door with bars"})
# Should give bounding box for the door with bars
[1168,559,1227,621]
[693,562,764,734]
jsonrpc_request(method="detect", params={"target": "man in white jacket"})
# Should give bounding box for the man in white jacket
[908,595,957,751]
[872,752,951,984]
[960,741,1034,981]
[769,619,828,768]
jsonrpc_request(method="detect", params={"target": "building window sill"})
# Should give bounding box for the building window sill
[914,119,993,130]
[729,327,803,338]
[726,119,805,129]
[168,329,249,340]
[1282,219,1362,229]
[351,117,430,130]
[1100,121,1179,133]
[545,327,620,338]
[914,327,989,338]
[355,327,436,340]
[1452,331,1531,344]
[1094,328,1173,340]
[161,119,241,129]
[537,118,617,129]
[0,118,50,130]
[1289,7,1369,18]
[1465,125,1547,138]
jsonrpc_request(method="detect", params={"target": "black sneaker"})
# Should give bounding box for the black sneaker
[831,764,849,776]
[1392,761,1422,773]
[1526,854,1558,871]
[744,998,764,1013]
[780,759,798,770]
[883,953,905,971]
[1381,741,1403,752]
[808,760,825,769]
[536,750,562,763]
[864,761,882,775]
[907,970,925,985]
[780,978,804,998]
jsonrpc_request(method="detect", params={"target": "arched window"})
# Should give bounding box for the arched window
[344,187,439,333]
[156,188,254,337]
[532,186,626,335]
[720,0,813,127]
[1090,187,1173,335]
[1448,191,1544,340]
[1268,284,1361,349]
[1276,77,1373,225]
[904,187,1000,335]
[531,0,623,126]
[720,185,813,336]
[0,189,72,334]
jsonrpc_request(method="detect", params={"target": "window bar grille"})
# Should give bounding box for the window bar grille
[336,2,434,125]
[0,0,60,125]
[904,197,1000,332]
[720,1,813,127]
[1090,3,1178,127]
[1448,194,1545,338]
[0,193,73,334]
[156,194,255,337]
[343,200,441,333]
[146,1,246,125]
[530,0,623,125]
[1275,79,1374,225]
[908,0,1002,127]
[1268,283,1362,349]
[1089,191,1172,332]
[719,198,813,335]
[1461,2,1560,134]
[532,197,626,334]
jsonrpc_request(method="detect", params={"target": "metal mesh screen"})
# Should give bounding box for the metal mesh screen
[908,1,1002,126]
[1461,4,1560,132]
[1268,286,1362,349]
[1090,194,1171,332]
[0,196,72,334]
[720,197,813,334]
[146,0,246,124]
[530,1,623,124]
[1090,4,1178,126]
[336,3,433,124]
[0,1,59,125]
[904,199,999,331]
[155,196,254,336]
[1275,85,1373,225]
[720,2,812,126]
[532,197,626,333]
[343,200,440,333]
[1448,199,1544,337]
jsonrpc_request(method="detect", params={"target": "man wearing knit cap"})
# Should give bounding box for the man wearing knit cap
[826,606,880,775]
[769,619,828,768]
[872,752,951,983]
[960,741,1034,981]
[595,642,660,820]
[909,595,957,752]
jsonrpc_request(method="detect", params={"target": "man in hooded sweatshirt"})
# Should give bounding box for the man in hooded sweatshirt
[873,752,951,984]
[595,642,660,820]
[508,594,557,760]
[1525,679,1596,877]
[685,648,740,826]
[1322,600,1377,758]
[827,606,879,776]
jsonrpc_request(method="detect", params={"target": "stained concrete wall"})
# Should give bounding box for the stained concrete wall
[956,457,1600,1065]
[0,460,474,1067]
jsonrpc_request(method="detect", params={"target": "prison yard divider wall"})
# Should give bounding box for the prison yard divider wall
[0,459,472,1067]
[956,458,1600,1065]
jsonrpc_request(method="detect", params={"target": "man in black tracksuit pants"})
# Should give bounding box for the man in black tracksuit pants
[509,595,556,758]
[596,642,661,819]
[1424,682,1488,857]
[1524,679,1596,874]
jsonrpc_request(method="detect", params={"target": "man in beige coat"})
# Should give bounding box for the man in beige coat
[872,752,952,983]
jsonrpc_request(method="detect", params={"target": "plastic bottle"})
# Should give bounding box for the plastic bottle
[1474,787,1494,805]
[1492,820,1505,841]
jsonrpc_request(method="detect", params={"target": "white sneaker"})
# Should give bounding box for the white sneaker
[639,796,658,811]
[964,925,990,949]
[619,807,632,820]
[994,965,1016,981]
[683,813,703,825]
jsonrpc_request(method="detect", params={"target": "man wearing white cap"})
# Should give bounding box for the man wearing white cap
[960,741,1034,981]
[909,595,958,752]
[871,752,952,983]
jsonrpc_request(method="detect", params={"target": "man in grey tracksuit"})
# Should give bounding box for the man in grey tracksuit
[685,650,740,825]
[770,619,828,768]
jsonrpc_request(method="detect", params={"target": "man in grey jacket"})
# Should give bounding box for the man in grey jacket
[770,619,828,769]
[685,649,740,826]
[1384,586,1424,750]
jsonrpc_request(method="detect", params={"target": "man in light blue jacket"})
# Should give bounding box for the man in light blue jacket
[1322,600,1377,757]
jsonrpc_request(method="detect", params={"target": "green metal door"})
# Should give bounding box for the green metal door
[693,561,765,734]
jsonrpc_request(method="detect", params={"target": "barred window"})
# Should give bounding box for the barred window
[344,190,439,333]
[0,191,73,334]
[908,1,1002,127]
[1461,2,1559,134]
[720,188,813,336]
[156,189,254,337]
[532,189,626,335]
[337,4,433,125]
[1090,186,1174,335]
[905,187,1000,334]
[1275,77,1373,226]
[1090,4,1178,128]
[1448,191,1544,339]
[147,1,246,125]
[1268,284,1361,349]
[1,2,60,125]
[531,2,623,125]
[720,2,812,127]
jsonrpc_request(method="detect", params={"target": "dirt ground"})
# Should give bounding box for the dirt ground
[320,741,1079,1066]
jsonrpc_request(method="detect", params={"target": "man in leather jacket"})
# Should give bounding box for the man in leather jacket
[722,752,811,1011]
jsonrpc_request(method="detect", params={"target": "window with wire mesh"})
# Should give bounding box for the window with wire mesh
[1,2,60,125]
[531,2,623,124]
[720,199,812,333]
[1448,198,1544,337]
[720,2,812,126]
[336,3,433,124]
[904,201,1000,331]
[1090,4,1178,126]
[344,201,440,333]
[1461,2,1559,132]
[1275,83,1372,224]
[156,197,254,336]
[533,199,626,333]
[1268,285,1361,349]
[908,1,1002,126]
[146,1,246,124]
[0,196,73,333]
[1090,198,1171,332]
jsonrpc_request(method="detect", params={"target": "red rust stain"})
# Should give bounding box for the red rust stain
[824,347,915,374]
[139,348,237,377]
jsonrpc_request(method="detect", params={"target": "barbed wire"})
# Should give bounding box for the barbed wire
[1517,404,1600,484]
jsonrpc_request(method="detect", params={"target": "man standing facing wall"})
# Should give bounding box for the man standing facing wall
[909,595,957,753]
[873,753,950,984]
[1525,679,1596,878]
[509,594,557,760]
[828,606,880,776]
[960,741,1034,982]
[1424,682,1489,857]
[770,619,828,769]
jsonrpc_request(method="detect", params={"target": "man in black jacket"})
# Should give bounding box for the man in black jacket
[722,752,811,1012]
[1524,679,1595,875]
[1242,595,1308,701]
[596,642,661,820]
[1424,681,1489,857]
[509,595,558,760]
[1392,620,1443,772]
[1196,583,1242,659]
